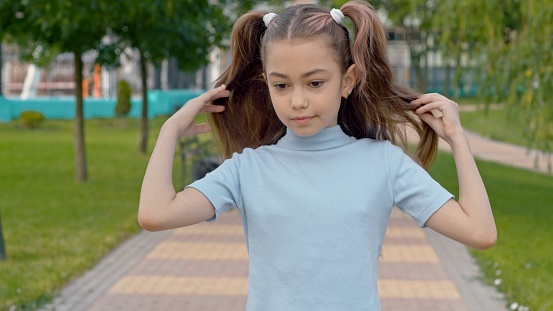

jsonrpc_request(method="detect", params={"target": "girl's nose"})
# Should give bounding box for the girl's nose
[290,89,308,109]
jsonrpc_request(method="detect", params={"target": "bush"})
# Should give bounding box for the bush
[19,111,45,129]
[115,80,131,117]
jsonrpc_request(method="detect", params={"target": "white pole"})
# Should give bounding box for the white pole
[20,64,41,99]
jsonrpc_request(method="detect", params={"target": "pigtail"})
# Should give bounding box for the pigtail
[340,1,438,169]
[210,12,285,159]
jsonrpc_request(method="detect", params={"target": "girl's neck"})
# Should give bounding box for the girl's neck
[277,125,355,151]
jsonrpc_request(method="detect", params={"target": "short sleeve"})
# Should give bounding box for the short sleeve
[186,153,243,221]
[387,143,454,227]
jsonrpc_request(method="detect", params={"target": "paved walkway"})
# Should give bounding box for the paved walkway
[41,122,551,311]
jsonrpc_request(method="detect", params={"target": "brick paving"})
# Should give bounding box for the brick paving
[40,123,536,311]
[41,208,505,311]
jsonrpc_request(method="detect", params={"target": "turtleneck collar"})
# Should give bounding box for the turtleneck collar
[276,125,356,151]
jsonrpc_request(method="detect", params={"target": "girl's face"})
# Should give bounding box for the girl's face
[264,39,356,137]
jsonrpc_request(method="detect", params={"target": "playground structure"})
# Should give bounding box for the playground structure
[0,45,223,122]
[0,89,203,122]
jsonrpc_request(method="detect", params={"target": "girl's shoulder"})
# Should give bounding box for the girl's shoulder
[223,145,276,164]
[354,136,397,150]
[353,138,413,164]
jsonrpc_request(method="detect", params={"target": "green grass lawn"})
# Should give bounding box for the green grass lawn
[430,153,553,311]
[0,117,176,310]
[460,105,543,150]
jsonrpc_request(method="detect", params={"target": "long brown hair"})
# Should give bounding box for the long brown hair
[210,0,437,169]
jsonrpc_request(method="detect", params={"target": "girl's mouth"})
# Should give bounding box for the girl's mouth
[292,116,313,124]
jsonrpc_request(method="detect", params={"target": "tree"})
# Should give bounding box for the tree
[369,0,439,92]
[432,0,552,168]
[0,0,25,97]
[4,0,113,182]
[107,0,231,154]
[483,0,552,163]
[432,1,505,97]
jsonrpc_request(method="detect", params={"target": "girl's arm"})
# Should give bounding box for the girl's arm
[412,94,497,250]
[138,85,229,231]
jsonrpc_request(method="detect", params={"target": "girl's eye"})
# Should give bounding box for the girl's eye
[274,83,288,90]
[309,81,324,88]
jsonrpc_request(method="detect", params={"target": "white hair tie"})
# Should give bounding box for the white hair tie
[263,13,277,27]
[330,8,345,25]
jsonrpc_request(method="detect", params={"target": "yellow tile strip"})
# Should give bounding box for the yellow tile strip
[109,276,248,296]
[148,242,437,263]
[108,276,460,300]
[174,224,244,236]
[379,279,461,299]
[146,242,249,260]
[385,226,425,238]
[379,245,440,263]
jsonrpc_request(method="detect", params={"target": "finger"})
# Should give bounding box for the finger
[422,108,444,118]
[200,84,228,101]
[417,106,446,120]
[183,87,228,112]
[199,104,226,114]
[418,111,439,125]
[411,93,452,106]
[430,109,443,118]
[411,93,441,105]
[210,90,231,101]
[415,101,442,114]
[193,123,212,134]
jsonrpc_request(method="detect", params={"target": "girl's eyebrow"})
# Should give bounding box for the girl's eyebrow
[268,69,329,79]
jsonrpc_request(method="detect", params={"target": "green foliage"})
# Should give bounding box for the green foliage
[106,0,232,71]
[374,0,551,161]
[372,0,439,91]
[0,117,170,310]
[429,0,552,154]
[430,152,553,311]
[2,0,111,62]
[481,0,553,154]
[18,110,45,129]
[115,80,132,117]
[100,0,235,154]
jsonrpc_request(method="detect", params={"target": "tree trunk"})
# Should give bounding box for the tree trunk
[406,26,427,92]
[444,63,451,96]
[454,49,463,97]
[138,50,149,154]
[202,66,208,90]
[444,47,451,96]
[421,32,428,92]
[74,50,88,182]
[410,51,425,92]
[154,64,161,89]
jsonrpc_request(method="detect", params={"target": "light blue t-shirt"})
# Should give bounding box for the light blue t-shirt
[188,125,453,311]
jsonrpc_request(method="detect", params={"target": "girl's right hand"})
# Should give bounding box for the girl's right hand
[165,84,229,138]
[412,93,464,145]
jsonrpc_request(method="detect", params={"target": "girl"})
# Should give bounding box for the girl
[138,1,496,310]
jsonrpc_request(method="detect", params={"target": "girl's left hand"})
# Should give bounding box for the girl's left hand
[411,93,465,144]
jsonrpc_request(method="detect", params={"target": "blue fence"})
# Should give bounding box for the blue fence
[0,89,204,122]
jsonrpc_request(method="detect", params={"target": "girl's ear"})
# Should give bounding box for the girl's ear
[342,64,357,99]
